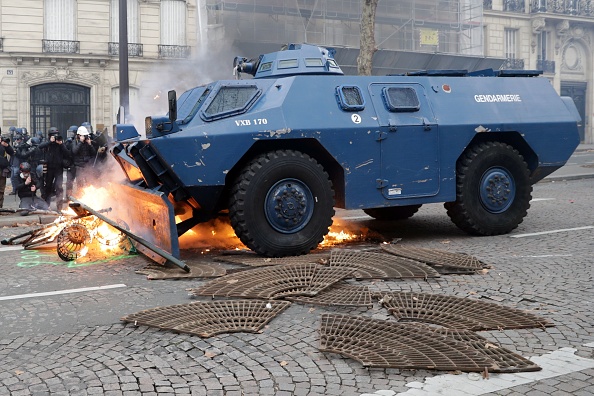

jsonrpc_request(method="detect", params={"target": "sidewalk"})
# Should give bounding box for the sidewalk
[2,144,594,229]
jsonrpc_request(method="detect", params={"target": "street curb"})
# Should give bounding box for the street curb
[538,173,594,183]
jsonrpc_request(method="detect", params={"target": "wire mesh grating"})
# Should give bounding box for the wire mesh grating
[380,243,487,273]
[378,291,555,330]
[319,313,541,372]
[122,300,291,337]
[329,249,440,279]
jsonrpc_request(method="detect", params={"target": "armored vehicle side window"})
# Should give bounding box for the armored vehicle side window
[336,86,365,111]
[278,59,299,69]
[383,87,420,112]
[305,58,324,67]
[202,85,260,121]
[259,62,272,72]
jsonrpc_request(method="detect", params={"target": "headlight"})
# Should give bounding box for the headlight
[145,116,153,138]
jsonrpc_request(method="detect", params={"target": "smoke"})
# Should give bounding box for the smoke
[127,38,242,134]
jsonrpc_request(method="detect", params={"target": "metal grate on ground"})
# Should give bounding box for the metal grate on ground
[378,291,555,330]
[121,300,291,337]
[190,263,356,299]
[329,249,440,279]
[319,313,540,373]
[428,326,541,372]
[287,282,373,307]
[135,261,227,280]
[380,243,487,274]
[214,253,330,267]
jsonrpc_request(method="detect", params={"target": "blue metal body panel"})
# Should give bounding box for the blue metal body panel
[112,43,580,256]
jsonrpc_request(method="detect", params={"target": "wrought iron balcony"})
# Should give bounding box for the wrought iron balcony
[537,59,555,73]
[531,0,594,16]
[42,39,80,54]
[484,0,493,10]
[501,58,525,69]
[0,38,3,52]
[108,42,143,57]
[158,45,191,59]
[504,0,526,12]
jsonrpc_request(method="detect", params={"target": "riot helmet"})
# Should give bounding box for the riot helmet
[19,162,32,173]
[30,137,41,146]
[48,127,59,136]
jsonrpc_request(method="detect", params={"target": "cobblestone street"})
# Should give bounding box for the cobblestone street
[1,177,594,395]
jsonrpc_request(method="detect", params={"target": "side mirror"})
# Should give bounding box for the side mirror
[168,90,177,122]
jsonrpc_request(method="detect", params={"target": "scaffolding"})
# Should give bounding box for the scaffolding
[205,0,484,56]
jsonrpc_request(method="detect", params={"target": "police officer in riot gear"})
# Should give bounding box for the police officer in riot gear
[71,125,97,191]
[38,127,69,210]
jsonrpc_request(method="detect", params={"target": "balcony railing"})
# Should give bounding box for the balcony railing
[504,0,526,12]
[0,38,3,52]
[537,59,556,73]
[42,39,80,54]
[501,58,525,69]
[158,45,190,59]
[531,0,594,16]
[108,42,143,57]
[484,0,493,10]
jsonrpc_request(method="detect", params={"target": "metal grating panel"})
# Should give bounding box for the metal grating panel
[380,243,486,273]
[190,263,355,299]
[287,283,373,307]
[214,253,330,267]
[320,314,496,372]
[378,291,555,330]
[122,300,291,337]
[329,249,440,279]
[136,262,227,280]
[427,326,541,372]
[319,314,540,373]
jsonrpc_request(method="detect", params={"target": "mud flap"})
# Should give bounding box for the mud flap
[110,183,180,259]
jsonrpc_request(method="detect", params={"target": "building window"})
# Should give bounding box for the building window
[538,31,548,60]
[110,0,140,44]
[504,29,517,59]
[44,0,76,40]
[161,0,187,46]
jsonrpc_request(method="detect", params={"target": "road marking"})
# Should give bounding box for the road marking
[530,198,555,202]
[0,246,23,252]
[510,226,594,238]
[0,284,127,301]
[359,345,594,396]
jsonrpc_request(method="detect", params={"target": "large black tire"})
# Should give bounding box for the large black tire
[229,150,335,257]
[444,142,532,236]
[363,205,422,221]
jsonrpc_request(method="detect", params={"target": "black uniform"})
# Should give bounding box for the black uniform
[72,136,98,189]
[38,136,70,205]
[14,168,49,211]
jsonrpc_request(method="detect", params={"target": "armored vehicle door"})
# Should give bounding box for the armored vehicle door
[369,83,439,199]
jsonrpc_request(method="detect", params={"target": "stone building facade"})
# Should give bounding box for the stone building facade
[484,0,594,142]
[1,0,592,143]
[0,0,197,137]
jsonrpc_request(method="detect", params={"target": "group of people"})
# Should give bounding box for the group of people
[0,123,107,214]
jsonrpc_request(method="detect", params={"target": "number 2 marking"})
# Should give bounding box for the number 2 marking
[351,114,361,124]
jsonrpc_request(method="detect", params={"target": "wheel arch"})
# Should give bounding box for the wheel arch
[223,138,345,208]
[463,132,538,176]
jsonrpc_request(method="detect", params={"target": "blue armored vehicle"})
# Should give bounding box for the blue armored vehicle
[112,43,580,258]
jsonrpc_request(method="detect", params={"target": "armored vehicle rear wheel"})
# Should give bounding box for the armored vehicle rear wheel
[363,205,422,221]
[229,150,335,257]
[444,142,532,236]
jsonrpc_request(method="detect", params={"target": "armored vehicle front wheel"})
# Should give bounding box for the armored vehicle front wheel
[363,205,422,221]
[229,150,335,257]
[444,141,532,236]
